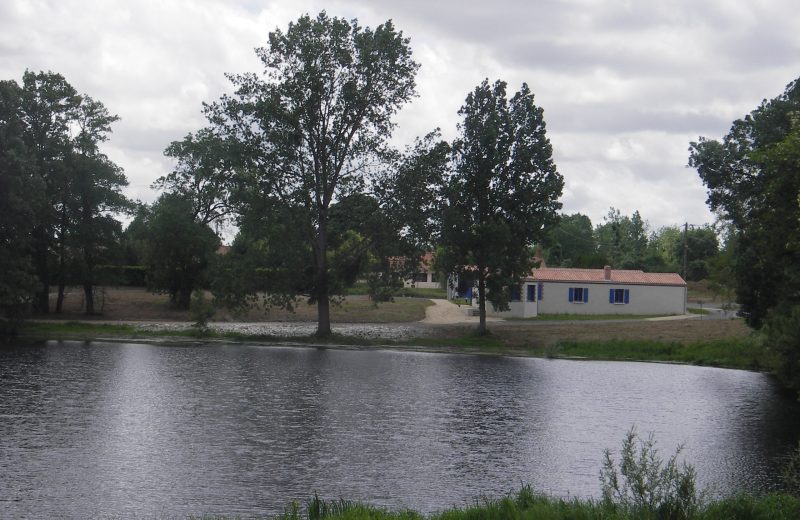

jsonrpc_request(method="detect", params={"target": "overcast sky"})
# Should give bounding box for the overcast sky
[2,0,799,234]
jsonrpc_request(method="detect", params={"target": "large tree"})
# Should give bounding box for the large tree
[129,194,220,309]
[6,71,130,315]
[0,79,41,326]
[205,12,420,336]
[18,71,80,313]
[439,79,564,335]
[689,76,800,328]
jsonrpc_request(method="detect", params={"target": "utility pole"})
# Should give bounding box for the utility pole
[683,222,689,280]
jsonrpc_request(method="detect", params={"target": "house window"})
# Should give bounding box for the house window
[414,272,428,283]
[609,288,630,304]
[510,286,521,302]
[526,284,536,302]
[431,272,440,283]
[568,287,589,303]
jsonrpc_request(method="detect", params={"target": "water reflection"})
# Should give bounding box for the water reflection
[1,341,799,518]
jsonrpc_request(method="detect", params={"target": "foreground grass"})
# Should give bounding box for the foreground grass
[344,283,447,299]
[548,336,774,371]
[270,488,800,520]
[515,313,660,321]
[405,334,771,371]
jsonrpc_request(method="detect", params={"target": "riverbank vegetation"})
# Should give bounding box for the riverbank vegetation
[15,314,769,374]
[274,489,800,520]
[273,428,800,520]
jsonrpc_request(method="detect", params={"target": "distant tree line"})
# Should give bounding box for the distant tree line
[541,208,725,283]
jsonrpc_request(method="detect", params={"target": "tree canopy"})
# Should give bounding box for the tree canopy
[204,12,425,335]
[690,76,800,391]
[439,79,564,335]
[689,76,800,328]
[0,70,130,322]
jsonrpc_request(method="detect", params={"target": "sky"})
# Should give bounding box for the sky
[2,0,799,234]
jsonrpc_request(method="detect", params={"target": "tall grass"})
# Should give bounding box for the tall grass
[270,489,800,520]
[551,335,774,371]
[269,429,800,519]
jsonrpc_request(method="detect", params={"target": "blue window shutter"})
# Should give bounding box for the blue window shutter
[624,289,630,304]
[527,285,535,302]
[538,283,543,300]
[609,289,614,303]
[584,287,589,303]
[568,287,574,302]
[511,286,520,301]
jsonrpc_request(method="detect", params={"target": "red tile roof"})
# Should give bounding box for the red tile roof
[529,268,686,286]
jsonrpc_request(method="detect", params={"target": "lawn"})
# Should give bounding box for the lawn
[44,287,433,323]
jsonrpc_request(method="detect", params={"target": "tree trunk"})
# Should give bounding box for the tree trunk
[32,227,50,314]
[83,283,94,315]
[55,208,67,313]
[34,285,50,315]
[314,221,332,337]
[317,296,331,337]
[56,283,65,313]
[477,270,488,336]
[178,288,192,310]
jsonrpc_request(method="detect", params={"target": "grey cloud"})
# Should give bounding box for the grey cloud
[548,104,731,134]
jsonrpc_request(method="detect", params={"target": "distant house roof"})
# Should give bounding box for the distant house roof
[389,252,436,272]
[529,267,686,287]
[216,245,231,255]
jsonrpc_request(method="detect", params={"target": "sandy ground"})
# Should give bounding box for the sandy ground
[421,298,502,324]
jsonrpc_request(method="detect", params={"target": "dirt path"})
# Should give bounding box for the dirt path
[421,298,502,324]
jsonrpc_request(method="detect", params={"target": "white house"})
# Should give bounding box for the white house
[402,252,441,289]
[475,266,687,318]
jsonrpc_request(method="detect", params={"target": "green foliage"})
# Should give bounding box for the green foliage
[159,128,235,225]
[0,71,130,317]
[690,76,800,328]
[600,428,700,520]
[594,208,649,270]
[782,441,800,497]
[543,213,596,267]
[205,12,424,336]
[189,290,216,330]
[672,226,719,282]
[554,336,771,371]
[0,78,40,323]
[270,488,800,520]
[765,305,800,392]
[131,193,220,309]
[439,79,564,334]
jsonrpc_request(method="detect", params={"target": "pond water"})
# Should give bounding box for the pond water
[1,340,799,518]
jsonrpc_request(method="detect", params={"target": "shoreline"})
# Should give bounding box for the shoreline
[9,316,770,374]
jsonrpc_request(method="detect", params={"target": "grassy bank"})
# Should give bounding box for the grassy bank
[274,488,800,520]
[42,287,433,323]
[407,333,770,371]
[548,336,774,371]
[12,317,769,373]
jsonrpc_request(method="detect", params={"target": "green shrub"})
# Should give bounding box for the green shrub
[190,290,216,330]
[600,427,700,520]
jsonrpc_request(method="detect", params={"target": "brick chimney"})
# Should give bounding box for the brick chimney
[604,265,611,280]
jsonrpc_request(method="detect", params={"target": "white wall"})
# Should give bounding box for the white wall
[487,282,538,318]
[404,271,442,289]
[536,282,686,315]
